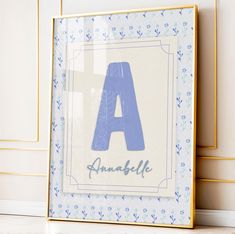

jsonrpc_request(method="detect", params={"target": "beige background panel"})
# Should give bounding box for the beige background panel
[197,181,235,210]
[197,158,235,180]
[197,0,235,156]
[62,0,216,148]
[0,0,38,141]
[0,175,46,202]
[0,151,48,174]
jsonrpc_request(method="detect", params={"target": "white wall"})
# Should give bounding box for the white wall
[0,0,60,205]
[0,0,235,227]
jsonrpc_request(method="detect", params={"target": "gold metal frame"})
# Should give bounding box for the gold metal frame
[197,0,217,149]
[47,5,198,229]
[60,0,63,15]
[0,0,40,143]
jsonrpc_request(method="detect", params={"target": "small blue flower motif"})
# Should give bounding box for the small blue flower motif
[49,209,55,216]
[186,139,190,143]
[133,213,139,222]
[180,210,184,215]
[74,205,78,209]
[85,33,92,41]
[61,71,66,78]
[52,121,57,131]
[185,186,190,191]
[182,68,187,73]
[173,27,179,36]
[181,162,185,167]
[116,212,121,221]
[125,14,129,20]
[161,10,165,16]
[170,214,176,224]
[91,17,95,22]
[137,30,143,38]
[108,207,112,211]
[139,196,143,201]
[50,165,56,175]
[112,27,116,32]
[108,15,112,21]
[146,24,151,29]
[181,115,186,120]
[91,206,95,210]
[54,36,59,46]
[177,50,183,61]
[102,32,109,40]
[164,23,169,28]
[98,211,104,220]
[125,208,129,212]
[55,142,61,154]
[60,116,65,123]
[187,44,192,49]
[58,204,62,208]
[143,12,147,17]
[175,191,181,203]
[183,21,187,26]
[161,209,166,214]
[57,57,63,67]
[82,210,87,219]
[56,98,62,110]
[151,214,157,223]
[179,9,183,15]
[121,195,125,200]
[154,28,160,37]
[176,97,183,108]
[53,78,58,88]
[143,208,147,213]
[54,186,59,197]
[129,25,133,30]
[187,91,191,96]
[119,31,125,39]
[69,34,75,42]
[176,144,182,155]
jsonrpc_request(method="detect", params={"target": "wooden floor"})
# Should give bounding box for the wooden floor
[0,215,235,233]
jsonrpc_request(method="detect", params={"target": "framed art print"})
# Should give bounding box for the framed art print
[48,5,198,228]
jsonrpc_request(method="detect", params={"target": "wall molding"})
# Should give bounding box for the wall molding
[0,200,46,217]
[196,209,235,227]
[0,200,234,227]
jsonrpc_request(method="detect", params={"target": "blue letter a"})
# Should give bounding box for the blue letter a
[92,62,145,151]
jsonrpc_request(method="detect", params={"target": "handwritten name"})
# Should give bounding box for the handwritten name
[87,157,152,179]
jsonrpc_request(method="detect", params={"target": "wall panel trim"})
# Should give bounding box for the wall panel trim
[0,0,40,143]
